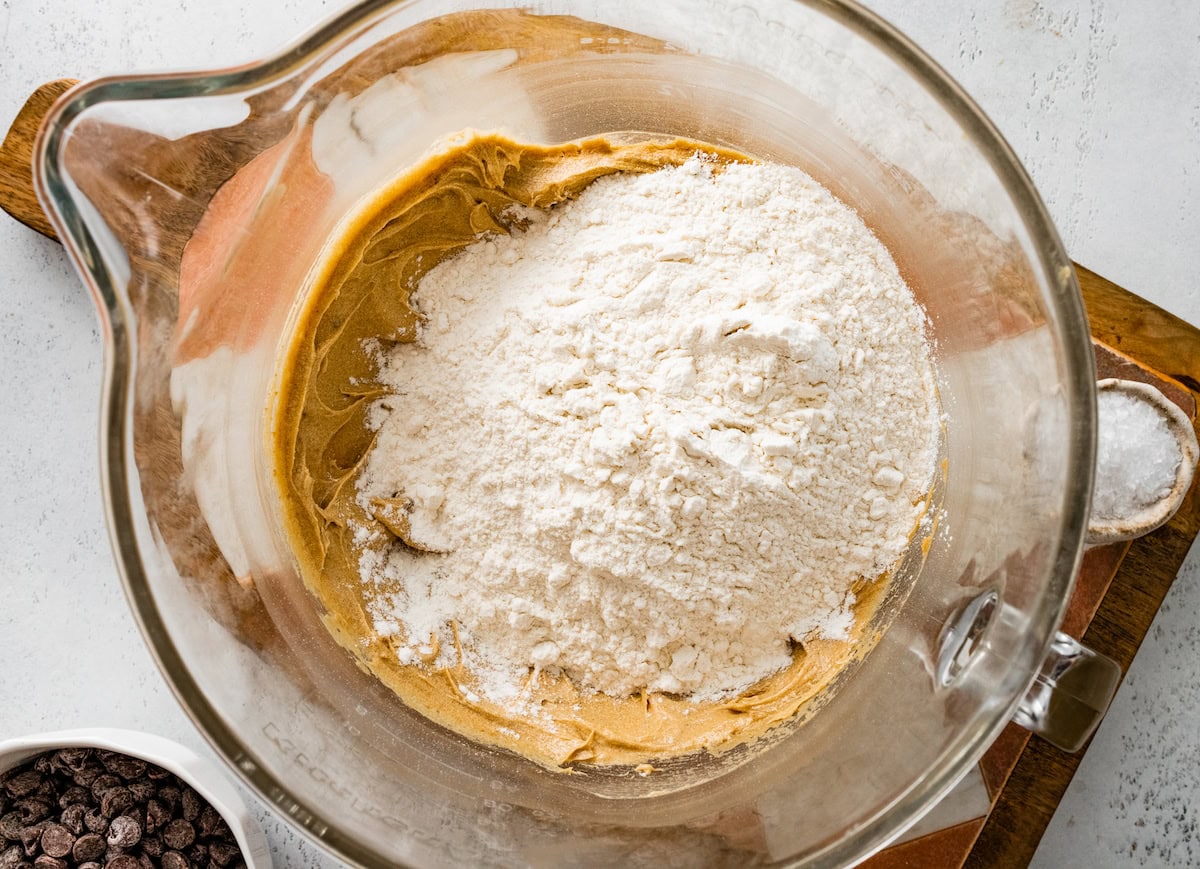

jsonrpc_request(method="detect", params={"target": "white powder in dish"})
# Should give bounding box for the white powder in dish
[356,156,939,703]
[1093,389,1182,520]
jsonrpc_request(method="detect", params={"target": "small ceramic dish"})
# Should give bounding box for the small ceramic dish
[0,728,272,868]
[1086,378,1200,545]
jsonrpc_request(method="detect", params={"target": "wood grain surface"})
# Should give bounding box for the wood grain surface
[0,78,76,240]
[964,265,1200,868]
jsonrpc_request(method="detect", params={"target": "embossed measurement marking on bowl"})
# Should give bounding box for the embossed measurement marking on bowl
[269,131,940,769]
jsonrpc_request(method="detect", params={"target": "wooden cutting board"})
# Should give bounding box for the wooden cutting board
[3,82,1198,869]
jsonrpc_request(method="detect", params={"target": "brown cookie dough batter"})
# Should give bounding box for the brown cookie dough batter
[270,132,897,769]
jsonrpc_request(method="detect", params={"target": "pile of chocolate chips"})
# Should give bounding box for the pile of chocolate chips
[0,748,246,869]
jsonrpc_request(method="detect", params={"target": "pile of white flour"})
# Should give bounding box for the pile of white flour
[356,156,938,703]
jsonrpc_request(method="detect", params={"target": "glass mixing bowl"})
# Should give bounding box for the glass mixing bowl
[32,0,1110,865]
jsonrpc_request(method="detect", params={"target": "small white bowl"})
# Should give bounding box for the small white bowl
[0,728,272,868]
[1086,378,1200,545]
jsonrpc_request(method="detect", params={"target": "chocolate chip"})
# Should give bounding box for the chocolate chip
[52,750,89,774]
[161,819,195,851]
[19,822,45,856]
[125,781,153,805]
[195,804,221,839]
[209,840,242,867]
[160,851,188,869]
[144,800,169,834]
[70,833,105,863]
[70,767,100,789]
[211,815,232,840]
[105,815,140,849]
[156,787,180,813]
[97,754,146,783]
[104,855,141,869]
[82,808,107,835]
[0,814,23,839]
[34,825,70,861]
[140,835,162,858]
[99,787,133,820]
[179,789,202,823]
[31,855,65,869]
[118,759,147,783]
[56,786,90,810]
[88,777,118,802]
[57,806,84,838]
[12,801,50,826]
[4,772,43,801]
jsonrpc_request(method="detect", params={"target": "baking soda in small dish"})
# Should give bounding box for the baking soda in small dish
[1093,388,1184,520]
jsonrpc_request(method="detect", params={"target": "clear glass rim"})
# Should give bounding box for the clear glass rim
[33,0,1097,865]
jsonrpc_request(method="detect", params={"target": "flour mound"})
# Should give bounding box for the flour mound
[357,156,938,702]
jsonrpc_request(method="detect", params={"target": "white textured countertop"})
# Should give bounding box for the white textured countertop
[1,1,1197,866]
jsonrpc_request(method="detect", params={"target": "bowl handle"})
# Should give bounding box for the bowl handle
[1013,632,1121,752]
[0,78,77,242]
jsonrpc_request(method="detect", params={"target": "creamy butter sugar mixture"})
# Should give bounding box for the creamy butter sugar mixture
[356,156,938,704]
